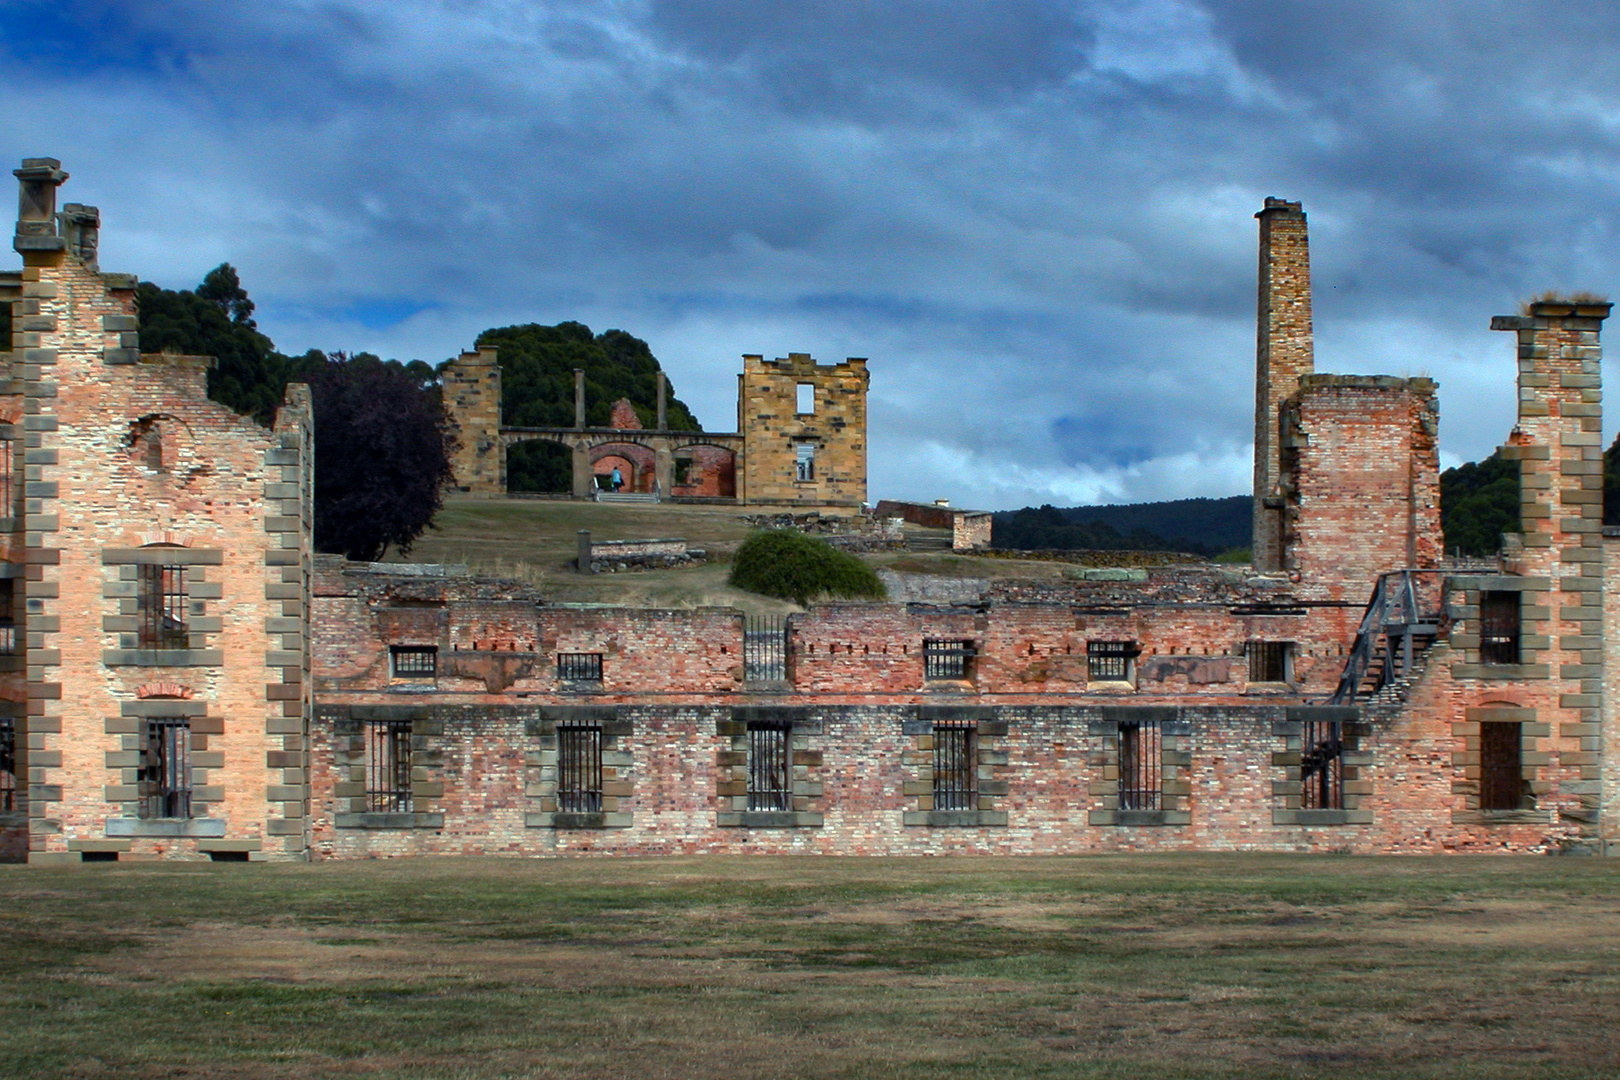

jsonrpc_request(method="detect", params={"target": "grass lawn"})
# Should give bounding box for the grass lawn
[2,855,1618,1079]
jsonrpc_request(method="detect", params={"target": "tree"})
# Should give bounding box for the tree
[137,263,287,422]
[1440,453,1520,557]
[292,351,458,561]
[470,321,702,491]
[729,530,886,606]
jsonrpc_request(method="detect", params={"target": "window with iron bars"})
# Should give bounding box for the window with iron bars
[0,578,14,657]
[365,719,413,813]
[140,718,191,819]
[1479,592,1521,665]
[924,639,975,681]
[1300,716,1344,810]
[1480,721,1530,811]
[1087,640,1137,682]
[932,722,977,811]
[1118,720,1162,811]
[0,437,12,515]
[1247,640,1291,684]
[557,652,603,683]
[0,716,15,813]
[557,724,603,813]
[390,646,437,679]
[137,564,188,650]
[746,721,793,812]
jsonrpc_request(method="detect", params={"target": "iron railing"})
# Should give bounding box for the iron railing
[1329,570,1445,705]
[557,724,603,813]
[747,722,793,811]
[932,723,977,811]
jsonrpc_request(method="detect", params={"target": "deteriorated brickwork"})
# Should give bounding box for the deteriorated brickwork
[1254,198,1315,571]
[442,347,502,495]
[738,353,869,506]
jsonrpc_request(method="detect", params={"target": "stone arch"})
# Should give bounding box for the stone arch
[670,442,737,498]
[589,442,657,493]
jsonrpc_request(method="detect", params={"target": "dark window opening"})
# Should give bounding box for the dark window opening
[0,578,14,657]
[137,564,188,649]
[932,723,977,811]
[0,716,15,812]
[795,443,815,481]
[924,639,975,681]
[81,851,119,862]
[673,456,693,485]
[390,646,437,679]
[1479,591,1521,665]
[1119,720,1162,811]
[365,719,413,813]
[1088,640,1137,682]
[557,652,603,683]
[209,851,249,862]
[1248,640,1291,683]
[140,718,191,819]
[0,438,12,513]
[1480,721,1531,811]
[1301,717,1344,810]
[747,721,792,812]
[557,724,603,813]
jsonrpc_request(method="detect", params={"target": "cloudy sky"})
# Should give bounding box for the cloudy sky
[5,1,1620,509]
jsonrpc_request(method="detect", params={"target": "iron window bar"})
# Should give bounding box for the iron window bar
[0,717,14,812]
[744,616,789,683]
[365,719,413,813]
[557,724,603,813]
[137,564,188,649]
[1247,640,1290,683]
[141,718,191,819]
[932,722,977,811]
[391,646,437,678]
[1118,720,1162,811]
[923,639,975,681]
[557,652,604,683]
[0,438,11,514]
[747,721,793,812]
[1479,591,1521,665]
[1300,716,1344,810]
[1087,640,1138,681]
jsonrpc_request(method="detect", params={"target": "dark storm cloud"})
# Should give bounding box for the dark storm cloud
[2,0,1618,507]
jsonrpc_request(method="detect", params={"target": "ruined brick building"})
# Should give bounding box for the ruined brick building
[2,160,1616,862]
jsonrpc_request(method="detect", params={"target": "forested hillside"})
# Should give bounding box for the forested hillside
[992,496,1250,556]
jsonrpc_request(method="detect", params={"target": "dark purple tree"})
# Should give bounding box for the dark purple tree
[294,351,458,561]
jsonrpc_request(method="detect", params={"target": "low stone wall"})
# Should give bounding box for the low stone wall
[587,537,707,573]
[872,500,991,552]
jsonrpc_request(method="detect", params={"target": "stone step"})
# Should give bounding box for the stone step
[594,491,661,504]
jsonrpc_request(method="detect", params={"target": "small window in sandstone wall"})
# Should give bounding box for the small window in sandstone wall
[1119,720,1162,811]
[795,442,816,481]
[1480,721,1531,810]
[796,383,815,415]
[1247,640,1292,684]
[924,639,975,681]
[391,645,437,679]
[0,716,15,812]
[557,652,604,684]
[0,578,14,656]
[1479,592,1521,665]
[1301,716,1344,810]
[137,564,188,649]
[365,719,413,812]
[140,718,191,819]
[747,721,792,812]
[932,723,977,811]
[1088,641,1137,683]
[0,436,13,513]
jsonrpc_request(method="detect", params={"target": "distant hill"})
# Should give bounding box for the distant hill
[992,496,1251,556]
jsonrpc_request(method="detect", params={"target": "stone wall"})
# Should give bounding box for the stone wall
[738,353,868,506]
[441,347,502,495]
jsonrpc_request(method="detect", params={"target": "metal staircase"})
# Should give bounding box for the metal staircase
[1329,570,1446,705]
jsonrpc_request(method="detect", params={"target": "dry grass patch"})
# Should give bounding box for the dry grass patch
[1,855,1617,1079]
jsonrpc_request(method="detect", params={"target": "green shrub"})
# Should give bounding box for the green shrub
[729,530,887,606]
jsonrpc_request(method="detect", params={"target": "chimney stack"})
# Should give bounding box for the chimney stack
[14,157,68,256]
[1252,197,1315,571]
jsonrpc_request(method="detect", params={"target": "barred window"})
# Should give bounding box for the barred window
[140,718,191,819]
[932,723,977,811]
[1087,641,1137,682]
[747,721,792,812]
[390,646,437,679]
[365,719,413,813]
[137,564,188,649]
[0,717,15,812]
[795,443,815,482]
[924,639,975,681]
[557,725,603,813]
[557,652,603,683]
[0,578,14,657]
[1247,640,1291,684]
[1118,720,1161,811]
[1480,721,1530,811]
[0,437,11,514]
[1480,592,1521,665]
[1301,716,1343,810]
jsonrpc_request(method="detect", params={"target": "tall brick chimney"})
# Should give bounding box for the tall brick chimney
[1252,197,1314,571]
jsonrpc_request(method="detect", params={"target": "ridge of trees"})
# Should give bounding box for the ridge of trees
[992,496,1251,556]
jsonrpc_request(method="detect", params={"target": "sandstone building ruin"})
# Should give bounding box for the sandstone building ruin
[2,159,1616,861]
[441,342,870,506]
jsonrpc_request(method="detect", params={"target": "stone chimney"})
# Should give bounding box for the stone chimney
[14,157,68,256]
[1252,197,1315,571]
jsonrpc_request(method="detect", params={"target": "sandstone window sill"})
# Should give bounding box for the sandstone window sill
[334,812,444,830]
[902,810,1008,828]
[526,811,633,829]
[1085,680,1137,694]
[106,817,226,837]
[717,810,824,829]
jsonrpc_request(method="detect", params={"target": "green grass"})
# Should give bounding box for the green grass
[1,855,1617,1078]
